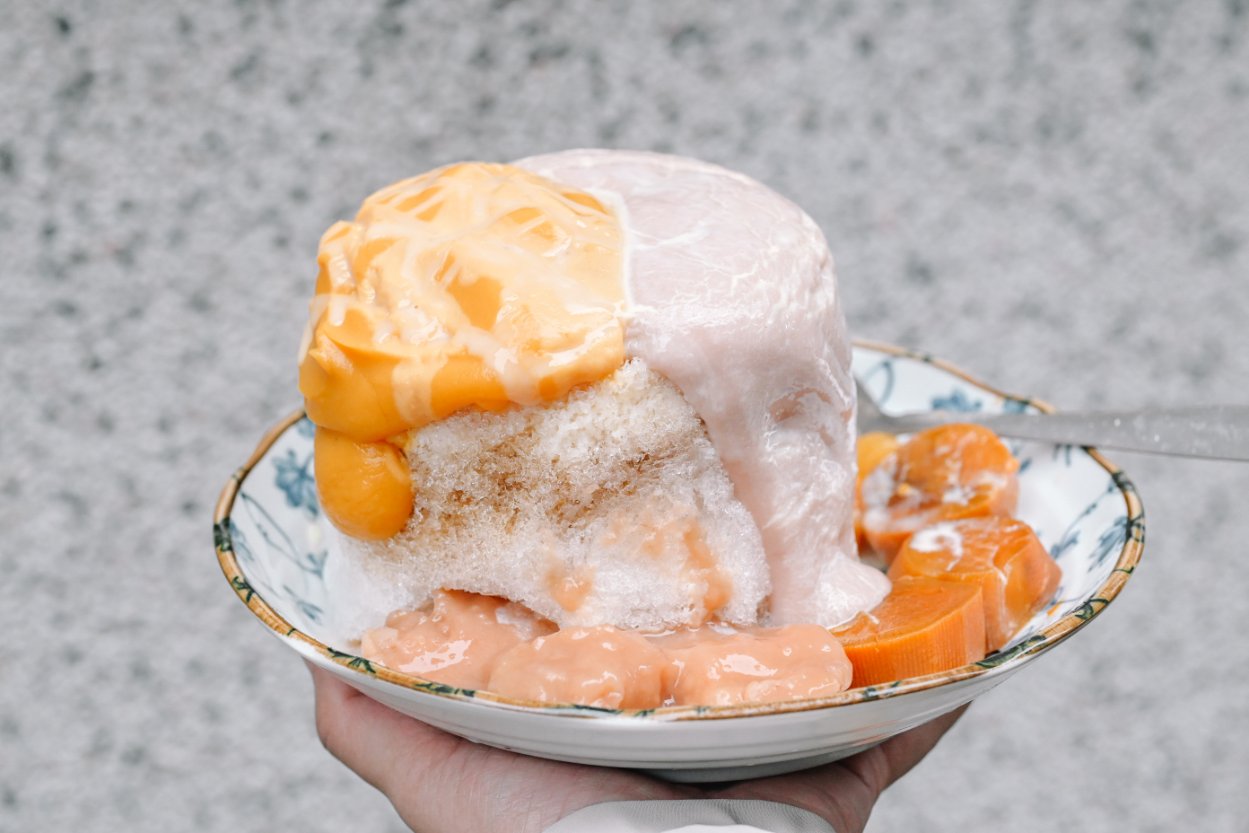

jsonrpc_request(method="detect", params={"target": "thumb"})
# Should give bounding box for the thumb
[308,664,462,796]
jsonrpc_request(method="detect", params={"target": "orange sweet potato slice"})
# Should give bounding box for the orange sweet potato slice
[860,423,1020,563]
[888,517,1061,652]
[832,577,987,687]
[858,432,901,484]
[855,432,901,553]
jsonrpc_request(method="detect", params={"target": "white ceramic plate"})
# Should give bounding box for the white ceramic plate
[215,341,1143,782]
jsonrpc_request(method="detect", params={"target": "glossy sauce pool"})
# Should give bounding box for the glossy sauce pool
[361,589,854,709]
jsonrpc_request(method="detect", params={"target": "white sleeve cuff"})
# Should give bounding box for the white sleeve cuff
[542,799,839,833]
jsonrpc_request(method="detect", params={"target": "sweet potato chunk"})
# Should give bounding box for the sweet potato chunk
[860,424,1020,563]
[889,517,1061,652]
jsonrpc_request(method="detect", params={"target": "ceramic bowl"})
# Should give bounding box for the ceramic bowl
[214,341,1144,782]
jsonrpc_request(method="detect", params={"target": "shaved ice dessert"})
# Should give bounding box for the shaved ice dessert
[299,150,891,707]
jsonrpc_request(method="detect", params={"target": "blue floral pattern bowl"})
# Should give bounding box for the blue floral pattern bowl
[215,341,1144,782]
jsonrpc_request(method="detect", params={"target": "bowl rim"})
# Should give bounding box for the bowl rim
[214,339,1145,721]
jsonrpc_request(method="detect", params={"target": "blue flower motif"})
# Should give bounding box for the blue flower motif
[1089,515,1129,573]
[296,418,316,438]
[1002,397,1033,414]
[1049,485,1109,563]
[859,360,896,409]
[239,492,320,578]
[302,548,328,579]
[235,489,326,626]
[1052,444,1074,466]
[229,519,255,565]
[1050,530,1080,561]
[274,449,319,517]
[930,388,982,412]
[284,584,324,624]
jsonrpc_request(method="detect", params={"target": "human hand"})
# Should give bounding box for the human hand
[310,665,966,833]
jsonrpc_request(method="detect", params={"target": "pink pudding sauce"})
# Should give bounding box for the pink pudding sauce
[653,623,853,707]
[360,589,855,708]
[360,590,556,691]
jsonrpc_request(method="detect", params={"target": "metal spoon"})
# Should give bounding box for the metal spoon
[855,377,1249,462]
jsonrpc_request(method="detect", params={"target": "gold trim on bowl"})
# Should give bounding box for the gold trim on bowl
[214,340,1145,721]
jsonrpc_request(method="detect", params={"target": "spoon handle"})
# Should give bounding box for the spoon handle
[877,406,1249,462]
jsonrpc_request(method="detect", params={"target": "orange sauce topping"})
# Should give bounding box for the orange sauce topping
[300,163,627,538]
[682,524,733,622]
[601,511,733,625]
[545,563,597,613]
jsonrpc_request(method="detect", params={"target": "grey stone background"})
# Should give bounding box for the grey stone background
[2,1,1247,831]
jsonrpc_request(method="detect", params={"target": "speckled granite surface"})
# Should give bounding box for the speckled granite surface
[2,2,1247,831]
